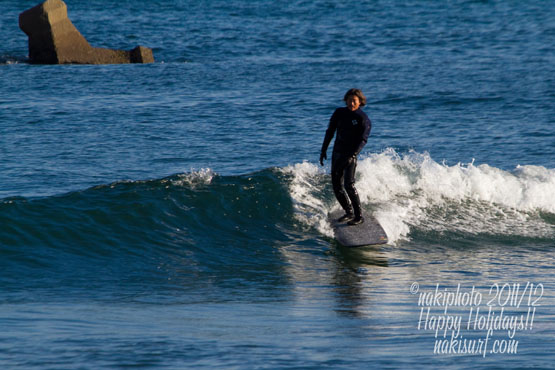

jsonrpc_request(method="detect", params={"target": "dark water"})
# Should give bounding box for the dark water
[1,0,554,368]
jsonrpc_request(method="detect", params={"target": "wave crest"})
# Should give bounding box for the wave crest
[284,149,555,243]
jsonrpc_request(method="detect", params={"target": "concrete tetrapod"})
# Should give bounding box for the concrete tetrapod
[19,0,154,64]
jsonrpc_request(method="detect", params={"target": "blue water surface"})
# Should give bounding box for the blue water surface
[1,0,554,368]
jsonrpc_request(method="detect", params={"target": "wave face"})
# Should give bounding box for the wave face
[2,149,553,294]
[0,169,299,299]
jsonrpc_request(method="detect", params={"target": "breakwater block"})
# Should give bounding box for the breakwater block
[19,0,154,64]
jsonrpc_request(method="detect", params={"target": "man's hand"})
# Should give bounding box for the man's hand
[319,152,327,166]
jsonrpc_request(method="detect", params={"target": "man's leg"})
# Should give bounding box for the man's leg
[331,154,353,219]
[344,158,364,225]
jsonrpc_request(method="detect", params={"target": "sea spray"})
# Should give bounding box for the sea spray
[282,161,332,237]
[168,168,216,188]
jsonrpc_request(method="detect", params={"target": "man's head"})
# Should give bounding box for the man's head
[343,89,366,111]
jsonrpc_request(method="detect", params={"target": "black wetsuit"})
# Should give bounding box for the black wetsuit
[321,107,371,218]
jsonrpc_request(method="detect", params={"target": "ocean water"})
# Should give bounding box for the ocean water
[1,0,554,368]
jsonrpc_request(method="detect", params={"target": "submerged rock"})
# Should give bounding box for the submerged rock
[19,0,154,64]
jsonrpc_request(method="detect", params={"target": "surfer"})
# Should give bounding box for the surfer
[320,88,371,225]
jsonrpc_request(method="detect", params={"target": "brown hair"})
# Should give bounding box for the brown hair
[343,88,366,107]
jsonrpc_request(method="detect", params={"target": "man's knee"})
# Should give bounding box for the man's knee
[344,179,355,191]
[333,181,345,195]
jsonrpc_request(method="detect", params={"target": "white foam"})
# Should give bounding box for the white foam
[281,161,334,237]
[169,168,215,188]
[283,149,555,244]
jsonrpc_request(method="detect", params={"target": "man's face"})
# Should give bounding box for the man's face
[346,95,360,111]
